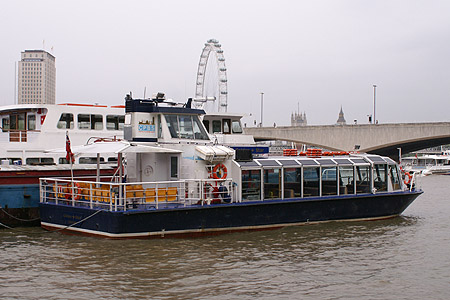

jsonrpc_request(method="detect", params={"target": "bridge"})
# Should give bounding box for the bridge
[244,122,450,160]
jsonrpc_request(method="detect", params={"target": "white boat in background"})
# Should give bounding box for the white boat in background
[0,103,124,165]
[401,151,450,175]
[202,112,269,157]
[0,102,124,227]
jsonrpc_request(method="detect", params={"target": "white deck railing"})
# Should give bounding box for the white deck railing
[39,177,236,212]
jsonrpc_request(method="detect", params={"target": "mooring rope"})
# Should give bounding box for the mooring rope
[0,207,40,222]
[0,209,104,234]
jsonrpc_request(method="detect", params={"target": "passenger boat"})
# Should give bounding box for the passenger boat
[0,103,124,227]
[38,94,423,238]
[401,152,450,175]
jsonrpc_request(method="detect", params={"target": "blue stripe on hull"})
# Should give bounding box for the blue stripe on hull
[39,191,422,238]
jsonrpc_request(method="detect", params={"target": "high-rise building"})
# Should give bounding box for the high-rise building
[18,50,56,104]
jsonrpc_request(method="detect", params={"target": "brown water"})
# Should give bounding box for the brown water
[1,175,449,299]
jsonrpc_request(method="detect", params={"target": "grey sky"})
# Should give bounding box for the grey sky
[1,0,449,126]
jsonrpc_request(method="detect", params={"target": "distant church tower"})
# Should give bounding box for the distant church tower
[291,111,307,126]
[336,106,346,125]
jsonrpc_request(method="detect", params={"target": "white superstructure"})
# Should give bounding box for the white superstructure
[0,103,124,165]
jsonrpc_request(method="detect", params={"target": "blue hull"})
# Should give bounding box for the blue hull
[0,184,40,227]
[40,190,422,238]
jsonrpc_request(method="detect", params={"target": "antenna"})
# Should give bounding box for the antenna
[144,87,146,99]
[14,62,17,104]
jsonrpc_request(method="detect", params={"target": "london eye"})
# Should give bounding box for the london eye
[194,39,228,113]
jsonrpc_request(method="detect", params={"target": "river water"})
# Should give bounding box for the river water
[1,175,449,299]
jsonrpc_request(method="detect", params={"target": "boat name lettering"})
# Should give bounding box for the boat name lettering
[138,124,155,132]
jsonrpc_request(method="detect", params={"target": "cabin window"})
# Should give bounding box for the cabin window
[78,114,103,130]
[27,115,36,130]
[283,167,301,198]
[178,115,194,139]
[303,167,320,197]
[165,115,179,138]
[263,168,280,199]
[373,164,387,192]
[158,115,162,138]
[389,164,401,190]
[59,157,70,164]
[223,119,231,134]
[164,115,209,140]
[241,169,261,201]
[339,166,354,194]
[79,157,105,164]
[170,156,178,178]
[193,117,209,140]
[232,120,243,134]
[2,118,9,132]
[108,157,118,163]
[203,120,210,133]
[57,113,74,129]
[212,120,221,133]
[355,166,370,193]
[106,115,124,130]
[26,157,54,165]
[321,167,337,195]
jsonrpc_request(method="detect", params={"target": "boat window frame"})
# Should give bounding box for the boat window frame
[57,113,74,129]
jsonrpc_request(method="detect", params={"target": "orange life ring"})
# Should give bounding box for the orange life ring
[404,172,412,185]
[65,182,81,200]
[212,163,227,179]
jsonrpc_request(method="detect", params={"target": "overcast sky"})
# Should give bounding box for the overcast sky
[1,0,449,126]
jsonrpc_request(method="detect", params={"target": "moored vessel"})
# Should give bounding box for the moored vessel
[38,94,423,238]
[0,103,124,227]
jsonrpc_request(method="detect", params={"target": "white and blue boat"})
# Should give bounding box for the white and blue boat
[38,93,423,238]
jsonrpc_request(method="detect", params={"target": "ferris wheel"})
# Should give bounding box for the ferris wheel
[194,39,228,112]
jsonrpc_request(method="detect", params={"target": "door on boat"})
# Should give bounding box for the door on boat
[9,113,27,142]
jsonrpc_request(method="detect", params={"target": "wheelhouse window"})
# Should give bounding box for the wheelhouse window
[57,113,74,129]
[27,115,36,130]
[164,114,209,140]
[212,120,221,133]
[232,120,243,134]
[78,114,103,130]
[106,115,124,130]
[202,120,210,133]
[242,169,261,200]
[223,119,231,134]
[2,118,10,132]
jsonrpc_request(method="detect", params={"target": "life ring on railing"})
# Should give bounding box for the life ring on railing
[212,163,227,179]
[65,182,81,200]
[404,172,412,185]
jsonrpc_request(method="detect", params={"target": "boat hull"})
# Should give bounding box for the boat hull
[39,190,422,238]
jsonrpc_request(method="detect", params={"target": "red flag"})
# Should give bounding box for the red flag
[66,132,75,163]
